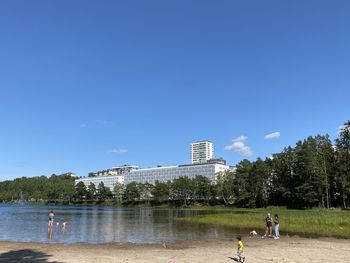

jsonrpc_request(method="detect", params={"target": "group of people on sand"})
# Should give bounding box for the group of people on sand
[233,213,280,263]
[263,212,280,239]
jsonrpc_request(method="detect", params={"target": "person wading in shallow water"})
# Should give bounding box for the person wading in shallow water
[48,211,54,227]
[263,213,272,238]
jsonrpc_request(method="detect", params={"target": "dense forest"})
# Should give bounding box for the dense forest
[0,121,349,209]
[0,174,75,204]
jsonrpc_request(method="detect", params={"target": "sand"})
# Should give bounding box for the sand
[0,237,349,263]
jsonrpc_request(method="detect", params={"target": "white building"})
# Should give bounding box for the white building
[76,175,124,190]
[76,162,229,189]
[124,163,228,185]
[88,165,139,177]
[75,141,228,189]
[191,141,214,164]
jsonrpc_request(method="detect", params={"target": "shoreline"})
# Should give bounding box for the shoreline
[0,237,349,262]
[0,235,348,248]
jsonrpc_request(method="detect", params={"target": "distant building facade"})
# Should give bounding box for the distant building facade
[76,162,229,189]
[77,175,124,190]
[206,158,226,165]
[88,165,139,177]
[76,141,230,190]
[124,162,228,185]
[191,141,214,164]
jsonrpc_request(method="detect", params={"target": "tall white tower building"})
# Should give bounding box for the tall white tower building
[191,141,214,164]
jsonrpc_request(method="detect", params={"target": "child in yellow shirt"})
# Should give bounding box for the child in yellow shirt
[236,236,245,263]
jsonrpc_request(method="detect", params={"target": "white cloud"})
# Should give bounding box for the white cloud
[233,135,247,142]
[80,123,88,128]
[264,132,281,140]
[224,136,253,157]
[107,148,128,153]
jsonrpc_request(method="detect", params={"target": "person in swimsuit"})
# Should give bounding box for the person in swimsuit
[48,211,54,227]
[263,213,272,238]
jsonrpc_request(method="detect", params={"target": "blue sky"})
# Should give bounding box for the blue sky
[0,1,349,180]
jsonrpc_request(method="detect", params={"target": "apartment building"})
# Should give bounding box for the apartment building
[191,141,213,164]
[76,162,229,189]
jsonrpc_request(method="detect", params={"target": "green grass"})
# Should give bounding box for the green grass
[176,207,350,238]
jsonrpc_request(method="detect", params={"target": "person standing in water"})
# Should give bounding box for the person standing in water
[48,211,54,227]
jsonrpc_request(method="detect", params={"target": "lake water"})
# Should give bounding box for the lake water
[0,204,236,244]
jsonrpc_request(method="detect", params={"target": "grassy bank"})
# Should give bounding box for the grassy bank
[176,207,350,238]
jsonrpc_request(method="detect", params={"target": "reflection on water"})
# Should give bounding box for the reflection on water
[0,204,238,244]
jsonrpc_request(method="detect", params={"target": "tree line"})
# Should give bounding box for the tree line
[216,121,350,209]
[0,121,349,209]
[74,175,214,206]
[0,174,75,204]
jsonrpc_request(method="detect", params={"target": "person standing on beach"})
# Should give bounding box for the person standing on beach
[274,214,280,239]
[236,235,245,263]
[263,213,272,238]
[48,211,54,227]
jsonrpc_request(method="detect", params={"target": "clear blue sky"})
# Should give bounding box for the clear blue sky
[0,1,349,180]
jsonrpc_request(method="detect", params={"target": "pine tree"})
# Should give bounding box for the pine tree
[335,121,350,208]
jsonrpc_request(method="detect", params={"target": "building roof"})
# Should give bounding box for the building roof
[191,140,213,144]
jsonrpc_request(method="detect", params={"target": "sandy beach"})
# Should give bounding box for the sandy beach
[0,237,349,263]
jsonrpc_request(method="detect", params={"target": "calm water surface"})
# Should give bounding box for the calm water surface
[0,204,236,244]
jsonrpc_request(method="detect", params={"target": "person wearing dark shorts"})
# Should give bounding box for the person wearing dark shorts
[48,211,54,227]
